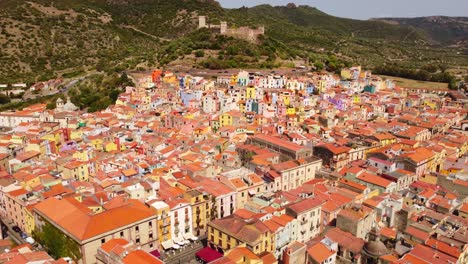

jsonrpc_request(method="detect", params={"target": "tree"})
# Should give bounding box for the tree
[46,102,55,110]
[194,50,205,58]
[314,60,324,71]
[33,221,81,261]
[0,94,11,104]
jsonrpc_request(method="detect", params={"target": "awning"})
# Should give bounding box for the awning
[174,238,185,245]
[183,232,196,240]
[150,249,161,258]
[161,240,174,250]
[196,247,223,263]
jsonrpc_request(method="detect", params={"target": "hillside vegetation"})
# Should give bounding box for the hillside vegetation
[0,0,466,84]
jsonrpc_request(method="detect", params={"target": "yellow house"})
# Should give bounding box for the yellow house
[104,141,118,152]
[220,113,233,128]
[286,107,296,115]
[148,200,172,250]
[11,135,26,145]
[280,93,291,106]
[371,133,397,147]
[25,142,41,153]
[88,135,104,150]
[238,101,246,113]
[341,69,352,80]
[72,149,91,162]
[230,75,238,84]
[15,171,41,191]
[246,86,256,99]
[60,161,90,181]
[353,95,361,104]
[317,80,326,93]
[422,100,437,110]
[23,176,41,191]
[24,205,35,234]
[70,129,84,141]
[208,216,275,255]
[183,190,210,237]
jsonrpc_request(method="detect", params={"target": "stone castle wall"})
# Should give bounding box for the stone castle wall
[198,16,264,43]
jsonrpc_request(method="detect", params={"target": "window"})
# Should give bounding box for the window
[149,233,153,239]
[120,231,124,237]
[135,226,139,232]
[136,238,140,244]
[101,238,106,244]
[148,221,152,227]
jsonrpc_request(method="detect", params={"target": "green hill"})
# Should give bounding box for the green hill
[0,0,466,84]
[373,16,468,44]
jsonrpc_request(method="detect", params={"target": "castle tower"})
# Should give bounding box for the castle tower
[198,16,207,29]
[248,29,255,42]
[258,26,265,35]
[55,97,64,112]
[220,21,227,34]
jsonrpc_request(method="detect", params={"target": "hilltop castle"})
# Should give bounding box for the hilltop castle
[198,16,265,43]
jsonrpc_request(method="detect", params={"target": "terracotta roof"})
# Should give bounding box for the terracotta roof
[459,203,468,213]
[324,228,365,253]
[34,197,155,241]
[357,172,393,188]
[425,238,461,258]
[225,247,260,262]
[308,243,336,263]
[123,250,163,264]
[209,216,269,245]
[380,227,396,239]
[100,238,130,253]
[7,188,27,197]
[316,143,351,155]
[405,226,431,242]
[253,134,307,152]
[399,148,434,163]
[287,197,323,215]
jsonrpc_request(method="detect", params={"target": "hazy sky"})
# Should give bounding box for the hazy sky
[217,0,468,20]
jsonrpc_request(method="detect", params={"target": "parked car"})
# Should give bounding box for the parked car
[12,226,21,233]
[26,237,35,244]
[21,232,27,239]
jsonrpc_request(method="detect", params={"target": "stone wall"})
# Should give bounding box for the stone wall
[198,16,264,43]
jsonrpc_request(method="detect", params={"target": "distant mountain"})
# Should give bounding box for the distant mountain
[0,0,466,84]
[373,16,468,44]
